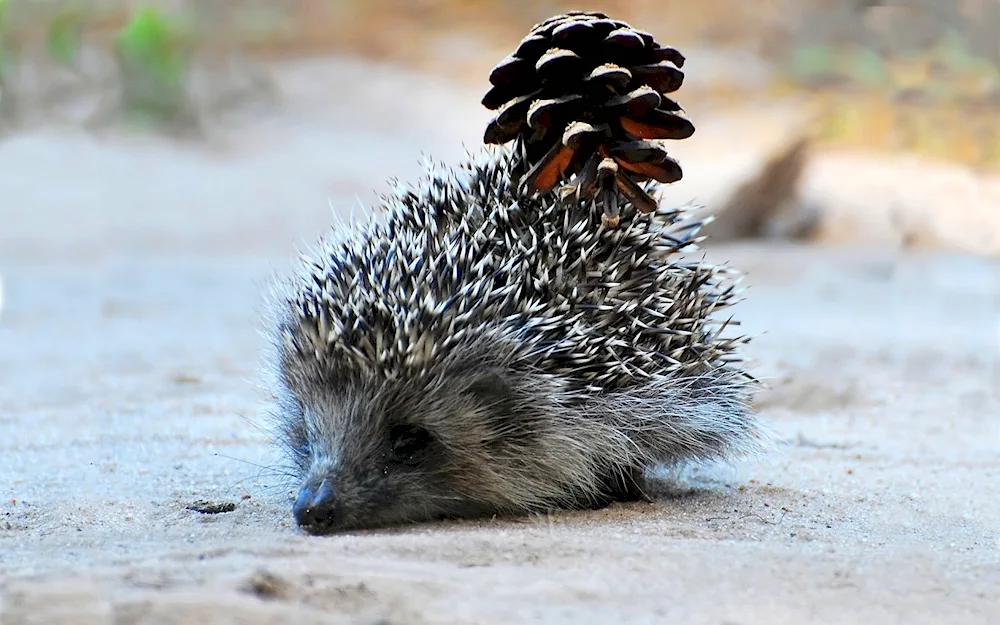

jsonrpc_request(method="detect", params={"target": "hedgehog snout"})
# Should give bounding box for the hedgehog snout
[292,476,341,533]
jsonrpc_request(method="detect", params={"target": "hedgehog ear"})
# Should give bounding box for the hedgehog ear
[464,371,515,410]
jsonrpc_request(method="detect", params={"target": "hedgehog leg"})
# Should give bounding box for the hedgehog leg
[621,466,655,503]
[599,465,654,504]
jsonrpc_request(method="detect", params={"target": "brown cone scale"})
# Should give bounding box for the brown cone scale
[482,11,695,227]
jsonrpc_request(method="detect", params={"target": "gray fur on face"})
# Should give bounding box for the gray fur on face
[262,146,763,534]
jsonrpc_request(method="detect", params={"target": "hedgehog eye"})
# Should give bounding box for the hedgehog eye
[297,440,311,457]
[388,424,433,464]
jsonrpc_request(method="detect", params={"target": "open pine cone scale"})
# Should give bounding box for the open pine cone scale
[482,11,696,227]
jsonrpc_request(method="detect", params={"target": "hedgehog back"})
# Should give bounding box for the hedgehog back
[282,146,747,393]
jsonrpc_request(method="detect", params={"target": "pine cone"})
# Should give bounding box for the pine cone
[482,11,695,228]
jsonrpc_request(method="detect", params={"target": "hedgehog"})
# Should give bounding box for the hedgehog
[261,11,763,535]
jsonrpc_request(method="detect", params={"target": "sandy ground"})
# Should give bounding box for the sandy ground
[1,57,999,625]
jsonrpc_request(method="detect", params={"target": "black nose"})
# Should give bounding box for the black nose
[292,477,338,529]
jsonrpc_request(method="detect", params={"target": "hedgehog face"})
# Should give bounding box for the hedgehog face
[277,357,534,534]
[287,413,459,534]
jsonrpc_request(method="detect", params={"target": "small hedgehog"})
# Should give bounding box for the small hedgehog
[262,12,763,535]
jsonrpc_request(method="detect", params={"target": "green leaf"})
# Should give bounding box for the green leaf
[115,6,189,86]
[47,8,84,67]
[113,6,196,124]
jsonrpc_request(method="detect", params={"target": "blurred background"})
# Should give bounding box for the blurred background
[1,0,999,260]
